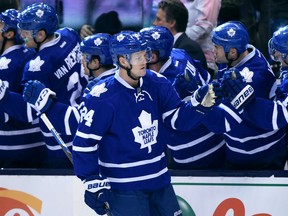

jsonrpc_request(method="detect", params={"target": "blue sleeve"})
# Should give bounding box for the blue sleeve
[242,97,288,130]
[0,90,37,123]
[45,101,81,135]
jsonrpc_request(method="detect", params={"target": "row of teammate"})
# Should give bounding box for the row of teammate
[1,2,288,215]
[0,3,286,171]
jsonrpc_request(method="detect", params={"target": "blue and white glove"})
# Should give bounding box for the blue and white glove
[172,72,199,100]
[221,68,254,109]
[191,82,222,114]
[0,79,9,102]
[84,175,112,215]
[23,80,56,113]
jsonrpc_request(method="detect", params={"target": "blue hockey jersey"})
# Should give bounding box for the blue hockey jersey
[170,48,211,85]
[158,49,225,169]
[203,45,286,169]
[72,70,206,190]
[217,45,277,100]
[0,45,47,168]
[0,27,88,168]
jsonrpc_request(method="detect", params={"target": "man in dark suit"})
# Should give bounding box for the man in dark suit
[153,0,208,71]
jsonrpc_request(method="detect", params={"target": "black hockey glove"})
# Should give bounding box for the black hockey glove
[23,80,56,114]
[172,71,199,100]
[221,68,254,109]
[83,175,112,215]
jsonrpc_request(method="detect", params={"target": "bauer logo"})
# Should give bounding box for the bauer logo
[0,187,42,216]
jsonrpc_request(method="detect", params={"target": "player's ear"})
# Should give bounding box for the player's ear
[91,57,100,67]
[4,30,15,39]
[151,52,158,63]
[36,29,47,41]
[228,48,238,59]
[119,55,129,67]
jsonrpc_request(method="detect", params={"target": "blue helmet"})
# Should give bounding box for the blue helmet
[109,31,150,65]
[80,33,113,66]
[18,3,58,35]
[0,9,22,43]
[139,26,173,61]
[268,26,288,61]
[212,21,249,54]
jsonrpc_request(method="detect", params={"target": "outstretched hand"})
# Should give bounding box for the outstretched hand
[23,80,56,113]
[191,82,222,114]
[221,68,254,109]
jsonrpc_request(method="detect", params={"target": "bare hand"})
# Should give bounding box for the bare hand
[80,24,94,39]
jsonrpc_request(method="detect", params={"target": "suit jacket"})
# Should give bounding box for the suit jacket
[174,33,208,70]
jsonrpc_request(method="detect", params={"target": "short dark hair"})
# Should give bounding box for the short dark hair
[158,0,188,32]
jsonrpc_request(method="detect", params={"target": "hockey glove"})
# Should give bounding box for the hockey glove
[172,72,199,100]
[191,82,222,114]
[0,79,8,102]
[280,73,288,93]
[84,175,112,215]
[221,68,254,109]
[23,80,56,113]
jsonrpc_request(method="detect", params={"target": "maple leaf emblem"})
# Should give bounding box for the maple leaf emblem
[0,57,11,69]
[132,110,158,153]
[36,9,44,18]
[227,28,236,37]
[117,34,125,42]
[28,56,45,72]
[90,82,108,97]
[94,38,103,46]
[152,32,160,40]
[240,67,253,83]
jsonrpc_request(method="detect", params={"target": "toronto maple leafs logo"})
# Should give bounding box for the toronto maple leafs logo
[152,32,160,40]
[240,67,253,83]
[134,88,153,103]
[90,82,108,97]
[28,56,45,72]
[0,57,11,69]
[117,34,125,42]
[132,110,158,153]
[227,28,236,37]
[36,9,44,18]
[94,38,103,46]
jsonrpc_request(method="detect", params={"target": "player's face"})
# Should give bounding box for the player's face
[0,22,5,42]
[129,50,149,76]
[0,21,5,33]
[19,29,36,48]
[214,44,228,64]
[272,50,286,63]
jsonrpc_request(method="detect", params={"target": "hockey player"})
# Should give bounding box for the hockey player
[200,21,287,170]
[72,30,221,215]
[268,25,288,94]
[221,67,288,133]
[0,9,47,168]
[0,3,88,168]
[22,33,116,137]
[140,25,226,169]
[213,21,277,99]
